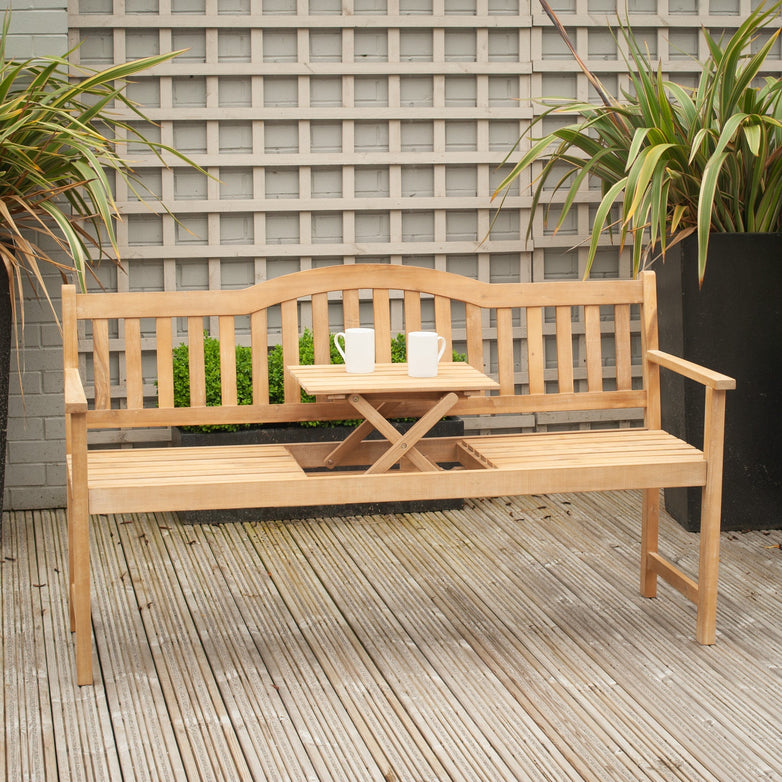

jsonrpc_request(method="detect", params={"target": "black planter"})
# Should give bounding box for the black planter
[655,233,782,531]
[172,418,464,523]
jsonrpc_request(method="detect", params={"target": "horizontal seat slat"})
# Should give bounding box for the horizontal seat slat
[86,458,299,481]
[70,446,305,511]
[464,430,704,467]
[465,430,701,452]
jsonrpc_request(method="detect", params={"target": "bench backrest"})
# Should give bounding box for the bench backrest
[62,265,660,432]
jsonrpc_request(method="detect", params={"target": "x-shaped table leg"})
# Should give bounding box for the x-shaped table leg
[347,392,460,474]
[324,402,391,468]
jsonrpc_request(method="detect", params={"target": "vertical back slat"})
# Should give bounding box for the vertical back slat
[343,288,360,329]
[156,318,174,408]
[93,319,111,410]
[614,303,632,391]
[403,290,421,333]
[281,299,300,403]
[187,317,206,407]
[584,304,603,392]
[496,307,515,395]
[311,292,332,402]
[311,293,331,364]
[641,271,661,427]
[219,315,237,406]
[251,309,269,404]
[372,288,392,362]
[555,306,574,393]
[124,318,144,409]
[465,303,483,371]
[434,295,452,362]
[526,306,545,395]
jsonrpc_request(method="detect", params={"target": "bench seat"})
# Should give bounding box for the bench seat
[463,430,706,481]
[74,429,706,516]
[71,444,305,515]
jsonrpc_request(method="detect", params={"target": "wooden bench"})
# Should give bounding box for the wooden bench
[63,265,735,685]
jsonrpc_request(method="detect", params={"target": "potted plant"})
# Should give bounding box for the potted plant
[170,330,466,522]
[0,10,202,514]
[494,2,782,529]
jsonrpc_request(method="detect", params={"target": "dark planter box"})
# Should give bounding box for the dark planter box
[655,233,782,530]
[172,418,464,523]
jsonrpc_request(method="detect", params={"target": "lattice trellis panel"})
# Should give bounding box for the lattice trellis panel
[68,0,780,435]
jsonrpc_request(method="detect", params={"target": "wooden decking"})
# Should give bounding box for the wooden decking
[3,492,781,781]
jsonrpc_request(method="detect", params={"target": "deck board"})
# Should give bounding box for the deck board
[3,493,782,781]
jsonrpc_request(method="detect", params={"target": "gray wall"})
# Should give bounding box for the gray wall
[0,0,67,58]
[2,0,69,510]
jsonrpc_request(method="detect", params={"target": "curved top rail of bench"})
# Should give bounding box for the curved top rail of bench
[69,265,650,319]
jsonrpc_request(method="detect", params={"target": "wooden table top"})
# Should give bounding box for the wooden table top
[288,362,500,397]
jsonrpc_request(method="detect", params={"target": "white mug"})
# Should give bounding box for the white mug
[407,331,446,377]
[334,327,375,374]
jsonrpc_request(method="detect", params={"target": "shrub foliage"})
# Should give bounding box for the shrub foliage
[171,330,464,432]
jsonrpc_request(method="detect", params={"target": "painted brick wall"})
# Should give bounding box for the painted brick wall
[0,0,67,56]
[4,275,67,510]
[1,0,69,510]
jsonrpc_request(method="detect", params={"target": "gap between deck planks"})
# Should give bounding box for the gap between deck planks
[3,494,782,781]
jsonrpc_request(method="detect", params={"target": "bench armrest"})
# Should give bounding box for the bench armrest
[64,368,88,414]
[646,350,736,391]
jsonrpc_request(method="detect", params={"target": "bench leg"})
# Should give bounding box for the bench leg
[70,496,93,685]
[696,483,721,645]
[640,488,659,599]
[696,386,727,645]
[69,416,93,685]
[67,479,76,633]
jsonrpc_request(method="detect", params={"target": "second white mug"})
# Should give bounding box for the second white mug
[334,327,375,373]
[407,331,446,377]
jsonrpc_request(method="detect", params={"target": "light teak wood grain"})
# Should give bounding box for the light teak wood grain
[62,266,735,686]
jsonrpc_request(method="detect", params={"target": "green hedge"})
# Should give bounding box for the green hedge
[171,330,464,432]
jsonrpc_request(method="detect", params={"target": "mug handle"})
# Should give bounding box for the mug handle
[334,331,347,362]
[436,335,446,361]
